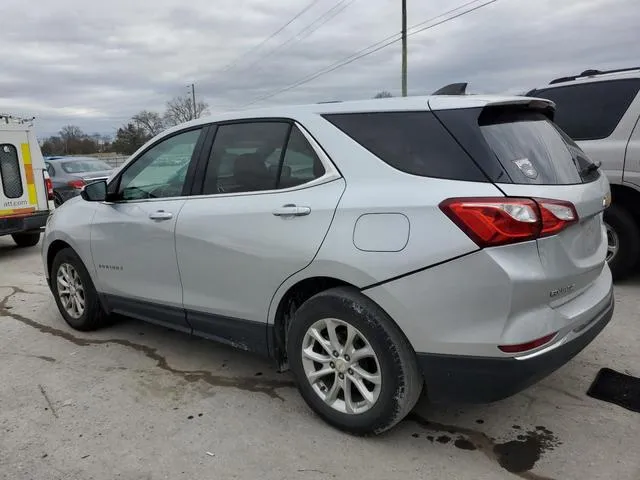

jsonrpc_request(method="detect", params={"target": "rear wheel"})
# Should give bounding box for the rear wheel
[287,287,423,435]
[604,204,640,280]
[51,248,110,331]
[12,232,41,247]
[54,193,63,207]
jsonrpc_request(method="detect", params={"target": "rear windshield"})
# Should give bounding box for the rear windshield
[434,107,599,185]
[479,109,593,185]
[61,159,111,174]
[322,111,488,182]
[529,79,640,141]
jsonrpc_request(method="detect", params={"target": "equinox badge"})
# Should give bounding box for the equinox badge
[550,284,575,298]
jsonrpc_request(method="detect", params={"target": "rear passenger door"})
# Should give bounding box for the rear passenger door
[176,121,345,352]
[626,114,640,189]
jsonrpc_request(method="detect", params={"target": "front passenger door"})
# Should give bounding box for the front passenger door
[90,127,204,332]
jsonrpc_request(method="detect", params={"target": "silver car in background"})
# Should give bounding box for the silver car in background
[42,95,614,434]
[527,67,640,280]
[45,157,113,206]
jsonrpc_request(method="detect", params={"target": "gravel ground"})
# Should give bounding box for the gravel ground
[0,237,638,480]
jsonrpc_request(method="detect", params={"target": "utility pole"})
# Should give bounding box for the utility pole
[401,0,407,97]
[190,83,197,120]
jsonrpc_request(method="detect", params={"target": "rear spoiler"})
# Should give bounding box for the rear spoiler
[484,97,555,109]
[481,98,557,121]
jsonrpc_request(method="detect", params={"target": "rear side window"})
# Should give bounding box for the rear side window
[0,144,24,199]
[322,111,488,182]
[530,79,640,140]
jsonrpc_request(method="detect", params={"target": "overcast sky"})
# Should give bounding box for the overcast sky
[2,0,639,137]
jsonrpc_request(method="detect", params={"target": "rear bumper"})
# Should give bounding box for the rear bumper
[0,211,49,236]
[417,290,614,403]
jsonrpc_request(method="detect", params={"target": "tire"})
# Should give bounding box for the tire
[54,194,64,207]
[287,287,423,435]
[12,232,41,247]
[51,248,110,331]
[604,204,640,280]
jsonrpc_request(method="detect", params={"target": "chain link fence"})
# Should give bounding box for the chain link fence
[97,155,129,168]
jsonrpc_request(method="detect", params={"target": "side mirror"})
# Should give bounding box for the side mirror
[81,180,107,202]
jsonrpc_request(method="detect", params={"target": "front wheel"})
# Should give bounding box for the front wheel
[51,248,110,331]
[12,232,41,247]
[287,287,423,435]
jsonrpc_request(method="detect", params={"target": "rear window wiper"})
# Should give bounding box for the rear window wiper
[580,160,601,175]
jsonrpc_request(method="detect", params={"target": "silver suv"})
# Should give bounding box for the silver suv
[528,67,640,279]
[42,95,614,435]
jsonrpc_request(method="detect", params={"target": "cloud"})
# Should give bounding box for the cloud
[0,0,638,136]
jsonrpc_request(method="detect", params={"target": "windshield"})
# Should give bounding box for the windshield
[61,159,112,174]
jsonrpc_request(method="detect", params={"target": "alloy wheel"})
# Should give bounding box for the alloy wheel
[605,222,619,263]
[301,318,382,415]
[56,263,85,319]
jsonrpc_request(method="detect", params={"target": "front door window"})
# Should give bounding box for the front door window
[117,129,202,201]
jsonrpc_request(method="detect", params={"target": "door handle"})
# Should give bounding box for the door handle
[272,204,311,217]
[148,210,173,221]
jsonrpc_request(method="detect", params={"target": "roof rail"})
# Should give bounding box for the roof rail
[432,82,468,95]
[0,113,35,125]
[549,67,640,85]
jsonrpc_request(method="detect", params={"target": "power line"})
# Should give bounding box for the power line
[239,0,497,108]
[240,0,489,105]
[236,0,356,76]
[220,0,323,73]
[303,0,485,80]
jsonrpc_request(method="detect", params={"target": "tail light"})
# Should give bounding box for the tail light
[43,171,54,201]
[439,197,578,247]
[67,179,86,189]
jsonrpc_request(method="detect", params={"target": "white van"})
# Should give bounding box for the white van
[0,115,53,246]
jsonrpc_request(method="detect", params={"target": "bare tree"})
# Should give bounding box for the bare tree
[59,125,84,142]
[164,95,209,126]
[374,91,393,99]
[58,125,86,154]
[132,110,165,137]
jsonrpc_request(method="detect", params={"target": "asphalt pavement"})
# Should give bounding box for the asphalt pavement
[0,236,638,480]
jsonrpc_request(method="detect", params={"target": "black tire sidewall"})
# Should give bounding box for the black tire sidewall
[287,288,416,434]
[51,248,104,331]
[12,232,41,247]
[604,204,640,280]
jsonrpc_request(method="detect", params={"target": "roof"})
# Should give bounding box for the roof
[175,94,551,131]
[534,67,640,91]
[129,93,554,165]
